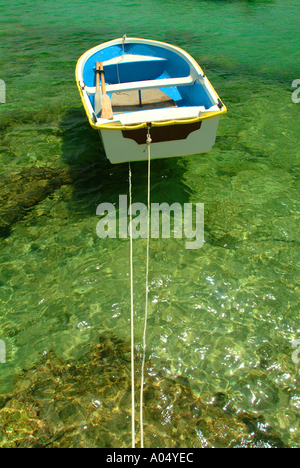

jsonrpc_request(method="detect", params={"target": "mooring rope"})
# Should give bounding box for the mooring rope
[140,127,152,448]
[116,35,127,84]
[129,128,152,449]
[128,162,135,448]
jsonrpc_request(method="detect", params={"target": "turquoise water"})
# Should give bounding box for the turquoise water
[1,0,300,447]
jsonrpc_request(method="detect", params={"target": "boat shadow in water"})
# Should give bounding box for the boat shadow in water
[59,107,193,223]
[0,108,107,238]
[0,106,192,238]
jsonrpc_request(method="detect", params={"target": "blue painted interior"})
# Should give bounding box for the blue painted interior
[84,41,213,112]
[83,43,190,87]
[102,58,167,84]
[178,82,214,109]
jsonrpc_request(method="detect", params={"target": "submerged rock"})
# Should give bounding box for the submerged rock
[0,333,287,448]
[0,167,74,236]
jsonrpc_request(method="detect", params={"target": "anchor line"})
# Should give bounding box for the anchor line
[129,126,152,449]
[140,126,152,448]
[129,162,135,448]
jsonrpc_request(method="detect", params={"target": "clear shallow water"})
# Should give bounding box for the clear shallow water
[0,0,300,448]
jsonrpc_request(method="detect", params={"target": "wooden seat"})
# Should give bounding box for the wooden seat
[106,75,194,93]
[111,89,177,113]
[85,75,194,96]
[111,106,205,125]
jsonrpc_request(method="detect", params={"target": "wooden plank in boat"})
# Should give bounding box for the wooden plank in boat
[105,75,193,93]
[111,88,177,113]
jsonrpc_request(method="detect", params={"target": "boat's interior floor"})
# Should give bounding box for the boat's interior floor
[111,88,177,113]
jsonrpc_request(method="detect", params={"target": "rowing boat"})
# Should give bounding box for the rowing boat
[75,36,227,164]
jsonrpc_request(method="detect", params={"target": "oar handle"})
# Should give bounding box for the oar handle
[96,61,101,88]
[100,62,106,95]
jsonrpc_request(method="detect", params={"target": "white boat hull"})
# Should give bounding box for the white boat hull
[99,116,220,164]
[75,37,226,164]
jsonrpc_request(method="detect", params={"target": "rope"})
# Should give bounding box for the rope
[122,34,127,56]
[116,34,127,84]
[140,127,152,448]
[128,128,152,449]
[129,162,135,448]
